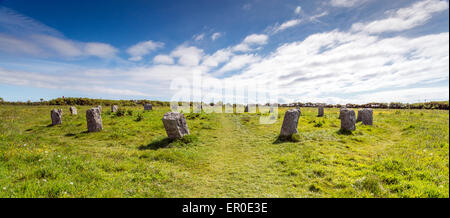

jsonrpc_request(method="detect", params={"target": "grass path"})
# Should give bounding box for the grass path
[183,114,285,197]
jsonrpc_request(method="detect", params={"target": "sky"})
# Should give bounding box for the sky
[0,0,448,104]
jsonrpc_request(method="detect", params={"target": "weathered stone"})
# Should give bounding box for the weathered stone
[244,105,249,112]
[86,107,103,132]
[280,109,301,137]
[144,104,153,111]
[69,106,77,115]
[50,109,62,125]
[340,108,356,131]
[339,107,346,119]
[162,112,190,139]
[360,108,373,125]
[356,109,363,122]
[96,105,102,113]
[318,106,324,117]
[111,105,118,113]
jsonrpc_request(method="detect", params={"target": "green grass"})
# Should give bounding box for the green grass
[0,105,448,198]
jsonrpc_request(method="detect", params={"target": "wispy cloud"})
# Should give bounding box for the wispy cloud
[127,40,164,61]
[330,0,367,8]
[211,32,222,41]
[351,0,449,34]
[273,19,302,33]
[153,55,174,65]
[233,34,268,52]
[194,33,205,41]
[295,6,302,14]
[0,6,118,59]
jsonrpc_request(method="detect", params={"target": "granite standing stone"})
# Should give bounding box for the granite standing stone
[69,106,77,115]
[361,108,373,125]
[318,106,324,117]
[280,109,301,137]
[51,109,62,125]
[339,107,346,119]
[111,105,118,113]
[340,108,356,131]
[356,109,363,122]
[86,107,103,132]
[144,104,153,111]
[162,112,190,139]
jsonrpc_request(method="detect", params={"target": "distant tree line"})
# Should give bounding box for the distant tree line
[0,97,170,107]
[0,97,448,110]
[288,101,449,110]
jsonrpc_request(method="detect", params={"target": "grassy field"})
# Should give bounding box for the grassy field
[0,105,448,198]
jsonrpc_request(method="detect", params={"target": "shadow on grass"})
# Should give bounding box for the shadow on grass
[139,137,173,150]
[273,134,300,144]
[337,129,353,135]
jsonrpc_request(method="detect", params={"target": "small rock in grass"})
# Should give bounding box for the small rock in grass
[111,105,118,113]
[144,104,153,111]
[69,106,77,115]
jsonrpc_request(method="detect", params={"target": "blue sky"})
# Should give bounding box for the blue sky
[0,0,448,104]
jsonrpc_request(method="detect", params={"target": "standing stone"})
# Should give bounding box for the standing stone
[340,108,356,131]
[50,109,62,125]
[69,106,77,115]
[360,108,373,125]
[144,104,153,111]
[339,107,346,119]
[356,109,363,122]
[280,109,301,137]
[162,112,190,139]
[318,106,324,117]
[86,107,103,132]
[111,105,118,113]
[244,105,249,112]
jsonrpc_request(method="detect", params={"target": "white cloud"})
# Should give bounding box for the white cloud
[202,49,232,67]
[170,45,204,66]
[194,33,205,41]
[295,6,302,14]
[216,54,261,74]
[127,40,164,61]
[224,30,449,103]
[84,42,118,58]
[242,34,268,45]
[330,0,366,8]
[153,54,174,65]
[351,0,449,34]
[274,19,302,33]
[32,34,82,57]
[0,7,118,59]
[309,11,329,22]
[211,32,222,41]
[0,33,42,55]
[233,34,268,52]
